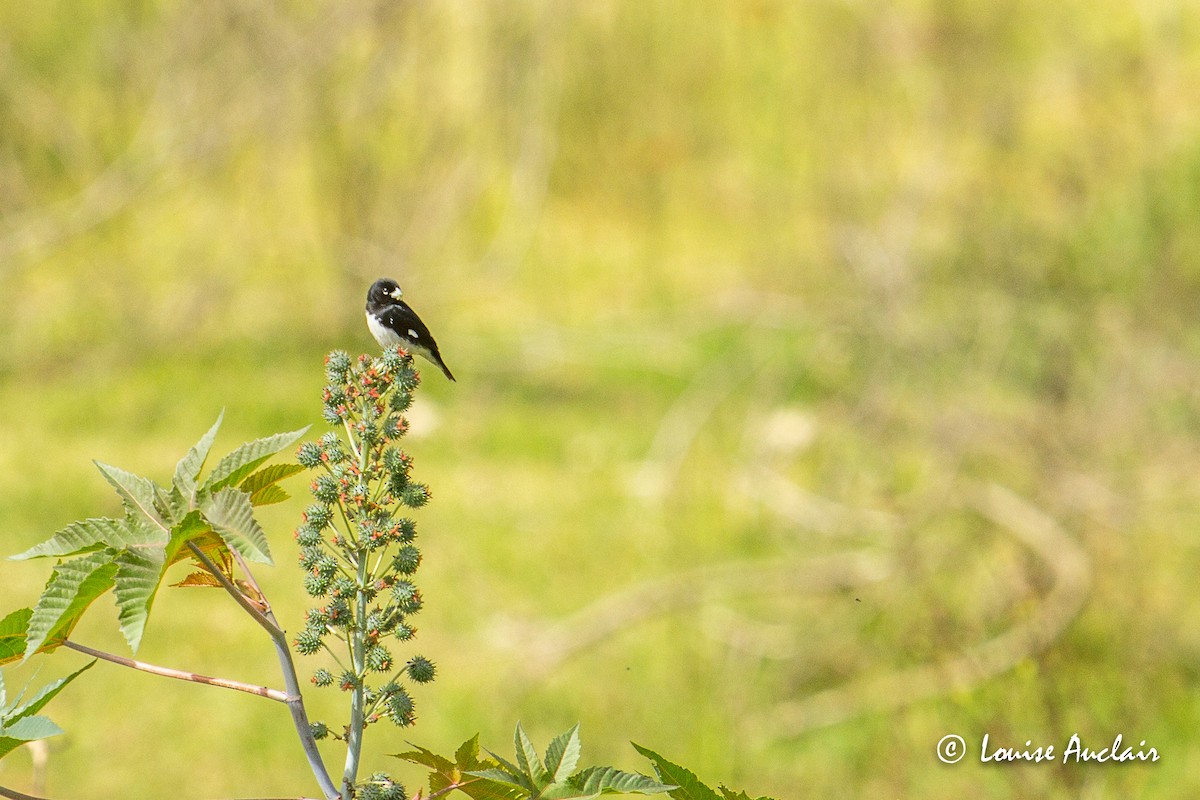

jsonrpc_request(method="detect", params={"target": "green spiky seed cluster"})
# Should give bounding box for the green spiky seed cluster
[294,347,437,779]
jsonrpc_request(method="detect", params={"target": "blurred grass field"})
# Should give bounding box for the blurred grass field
[2,1,1200,797]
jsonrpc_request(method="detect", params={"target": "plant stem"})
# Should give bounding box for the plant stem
[61,640,288,702]
[189,544,340,800]
[340,550,370,800]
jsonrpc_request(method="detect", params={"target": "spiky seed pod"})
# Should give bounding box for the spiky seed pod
[365,644,393,672]
[406,655,436,684]
[299,546,323,572]
[391,580,417,605]
[325,350,352,380]
[295,525,322,547]
[389,390,413,413]
[294,630,323,656]
[297,441,324,467]
[326,598,351,626]
[391,545,421,575]
[380,346,407,372]
[312,474,339,503]
[305,606,330,631]
[303,572,331,597]
[310,721,330,740]
[357,774,405,800]
[400,483,429,508]
[386,687,415,726]
[330,577,357,601]
[314,553,339,581]
[339,671,359,691]
[312,669,333,687]
[305,503,334,529]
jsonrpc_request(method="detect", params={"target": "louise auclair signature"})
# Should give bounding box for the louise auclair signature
[979,733,1160,764]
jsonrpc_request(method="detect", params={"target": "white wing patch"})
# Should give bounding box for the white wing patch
[408,329,419,339]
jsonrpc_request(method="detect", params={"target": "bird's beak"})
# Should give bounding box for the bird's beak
[389,288,403,300]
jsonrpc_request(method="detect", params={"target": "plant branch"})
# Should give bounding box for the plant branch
[61,640,288,702]
[188,543,340,800]
[187,543,280,637]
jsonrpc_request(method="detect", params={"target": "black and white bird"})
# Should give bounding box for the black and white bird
[365,278,456,382]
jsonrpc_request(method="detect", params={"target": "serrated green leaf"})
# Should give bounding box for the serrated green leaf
[249,484,290,506]
[0,610,33,665]
[717,788,775,800]
[7,661,94,723]
[94,462,170,531]
[163,510,215,568]
[456,782,529,800]
[0,716,64,760]
[173,412,224,502]
[239,463,305,495]
[541,784,599,800]
[465,768,529,789]
[25,553,118,661]
[546,723,582,784]
[481,749,535,792]
[570,766,676,796]
[113,546,168,652]
[515,722,549,787]
[2,715,63,741]
[455,733,484,768]
[200,488,273,564]
[393,739,525,800]
[202,428,309,493]
[9,518,146,562]
[393,742,456,773]
[0,661,93,761]
[632,745,721,800]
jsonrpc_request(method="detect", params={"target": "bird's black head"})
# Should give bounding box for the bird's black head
[367,278,404,306]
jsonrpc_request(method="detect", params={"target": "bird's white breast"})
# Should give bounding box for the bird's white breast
[367,312,403,346]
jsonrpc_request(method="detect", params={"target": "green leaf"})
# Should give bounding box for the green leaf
[632,745,721,800]
[0,610,33,665]
[248,484,290,506]
[515,722,549,787]
[570,766,676,796]
[239,463,305,495]
[113,546,168,652]
[25,553,118,661]
[94,462,169,531]
[0,661,93,761]
[10,518,141,561]
[546,723,583,784]
[173,412,224,502]
[199,488,273,564]
[455,733,484,768]
[479,749,534,792]
[0,716,64,760]
[465,768,528,789]
[7,661,95,723]
[392,742,456,773]
[717,789,776,800]
[393,736,526,800]
[202,428,309,493]
[163,511,215,568]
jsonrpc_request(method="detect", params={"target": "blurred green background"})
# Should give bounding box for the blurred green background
[1,1,1199,797]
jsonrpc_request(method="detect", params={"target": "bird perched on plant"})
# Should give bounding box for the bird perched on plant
[365,278,456,382]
